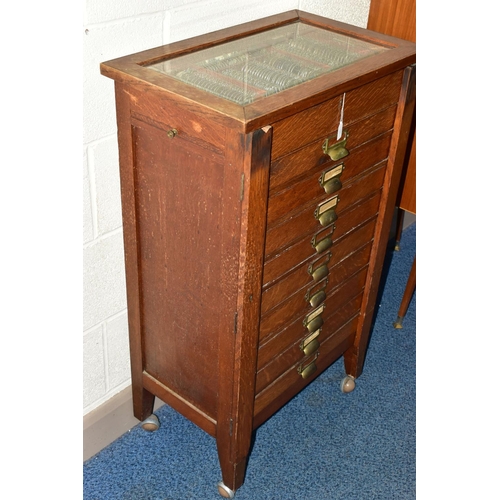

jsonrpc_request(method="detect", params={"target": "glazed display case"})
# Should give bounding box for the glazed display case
[101,10,416,498]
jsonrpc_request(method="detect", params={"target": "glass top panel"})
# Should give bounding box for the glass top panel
[147,22,388,106]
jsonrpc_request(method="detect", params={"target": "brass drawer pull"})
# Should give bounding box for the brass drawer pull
[318,209,337,227]
[311,226,335,253]
[303,304,325,332]
[308,290,326,308]
[319,163,344,194]
[167,128,178,138]
[305,279,327,307]
[300,329,321,356]
[314,196,339,227]
[302,338,320,357]
[322,130,349,161]
[314,236,332,253]
[297,354,319,379]
[310,263,329,282]
[305,315,323,333]
[308,252,331,282]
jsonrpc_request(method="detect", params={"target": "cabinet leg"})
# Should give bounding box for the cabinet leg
[343,348,364,380]
[216,453,248,497]
[132,385,155,422]
[394,208,405,251]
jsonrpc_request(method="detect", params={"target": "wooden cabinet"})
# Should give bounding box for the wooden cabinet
[368,0,416,214]
[101,10,415,498]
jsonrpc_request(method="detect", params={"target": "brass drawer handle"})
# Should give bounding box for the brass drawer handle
[314,196,339,227]
[314,236,332,253]
[308,289,326,308]
[305,278,327,306]
[322,131,349,161]
[303,304,325,332]
[308,252,331,282]
[309,263,329,282]
[311,227,335,253]
[300,329,321,356]
[302,338,320,357]
[297,354,319,379]
[316,209,337,227]
[167,128,178,138]
[319,163,344,194]
[306,315,323,332]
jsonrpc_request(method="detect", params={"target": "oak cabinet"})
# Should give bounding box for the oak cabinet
[101,10,415,497]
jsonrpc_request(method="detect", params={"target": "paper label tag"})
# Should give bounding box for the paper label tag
[318,196,339,215]
[323,164,344,182]
[306,304,325,323]
[303,329,321,347]
[337,93,346,140]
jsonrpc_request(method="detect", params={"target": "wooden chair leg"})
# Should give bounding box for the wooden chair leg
[394,257,416,329]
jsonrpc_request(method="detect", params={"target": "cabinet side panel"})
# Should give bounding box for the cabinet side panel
[132,120,227,419]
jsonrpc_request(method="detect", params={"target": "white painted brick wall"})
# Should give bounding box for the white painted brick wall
[168,0,297,42]
[299,0,371,27]
[83,0,371,416]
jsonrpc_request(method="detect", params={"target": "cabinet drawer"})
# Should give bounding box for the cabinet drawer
[261,238,371,317]
[270,71,403,160]
[257,291,364,382]
[265,190,381,260]
[254,316,358,424]
[256,293,363,395]
[270,109,395,195]
[263,209,377,288]
[259,264,368,344]
[267,159,386,227]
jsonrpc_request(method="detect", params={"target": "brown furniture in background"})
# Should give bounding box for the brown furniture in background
[367,0,416,328]
[101,10,416,498]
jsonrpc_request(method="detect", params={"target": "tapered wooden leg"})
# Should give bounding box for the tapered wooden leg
[394,208,405,251]
[394,257,416,329]
[217,452,250,497]
[216,439,249,496]
[132,385,156,422]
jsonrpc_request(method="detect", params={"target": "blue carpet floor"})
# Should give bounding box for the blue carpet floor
[84,223,416,500]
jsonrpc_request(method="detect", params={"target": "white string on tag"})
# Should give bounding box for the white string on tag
[337,93,346,140]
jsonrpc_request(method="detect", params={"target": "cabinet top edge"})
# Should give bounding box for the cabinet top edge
[100,10,416,131]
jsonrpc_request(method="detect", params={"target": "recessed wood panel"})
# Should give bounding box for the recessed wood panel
[133,120,226,418]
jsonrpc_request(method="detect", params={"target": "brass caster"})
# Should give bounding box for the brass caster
[395,242,401,251]
[217,481,235,499]
[141,414,160,432]
[393,316,404,329]
[340,375,356,393]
